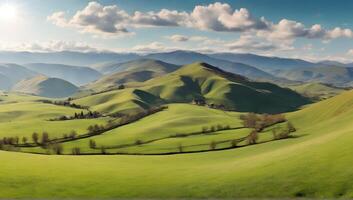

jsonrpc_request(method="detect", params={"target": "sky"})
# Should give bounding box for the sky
[1,0,353,62]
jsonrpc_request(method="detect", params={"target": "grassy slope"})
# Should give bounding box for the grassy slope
[288,82,346,100]
[0,90,353,197]
[51,103,247,154]
[74,62,309,114]
[276,65,353,86]
[86,59,180,92]
[12,75,79,98]
[0,94,109,139]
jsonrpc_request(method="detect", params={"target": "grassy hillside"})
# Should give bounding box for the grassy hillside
[144,50,279,81]
[0,90,353,198]
[95,58,179,74]
[288,82,346,100]
[12,75,79,98]
[0,94,109,140]
[76,62,309,114]
[275,65,353,87]
[0,63,37,90]
[24,63,102,86]
[86,59,180,91]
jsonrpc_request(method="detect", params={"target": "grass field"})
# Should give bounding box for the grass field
[1,90,353,198]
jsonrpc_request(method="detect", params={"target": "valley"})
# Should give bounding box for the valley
[0,50,352,198]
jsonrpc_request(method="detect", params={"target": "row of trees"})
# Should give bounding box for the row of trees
[201,124,231,133]
[50,111,102,121]
[39,99,87,109]
[240,113,286,131]
[191,99,227,110]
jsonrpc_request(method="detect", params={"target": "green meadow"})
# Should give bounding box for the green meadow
[0,89,353,198]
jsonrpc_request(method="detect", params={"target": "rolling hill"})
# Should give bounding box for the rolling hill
[12,75,79,98]
[1,89,353,197]
[209,52,316,72]
[23,63,102,86]
[75,62,309,114]
[86,59,180,91]
[274,65,353,87]
[0,63,38,90]
[144,50,279,81]
[288,82,346,100]
[95,58,179,74]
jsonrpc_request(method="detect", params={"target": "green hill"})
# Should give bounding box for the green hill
[275,65,353,87]
[288,82,346,100]
[86,59,180,91]
[76,62,309,114]
[12,75,79,98]
[1,90,353,198]
[24,63,102,86]
[77,63,308,113]
[95,58,179,74]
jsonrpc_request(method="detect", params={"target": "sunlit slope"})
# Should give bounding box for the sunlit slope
[58,103,245,153]
[288,82,346,100]
[96,58,179,74]
[75,62,309,114]
[0,96,109,138]
[86,59,180,92]
[12,75,79,98]
[1,92,353,197]
[289,89,353,125]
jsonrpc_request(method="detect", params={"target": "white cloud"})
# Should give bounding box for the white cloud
[226,35,280,52]
[0,41,100,52]
[48,2,130,36]
[168,34,189,42]
[190,3,268,32]
[131,42,171,53]
[346,49,353,56]
[48,1,353,44]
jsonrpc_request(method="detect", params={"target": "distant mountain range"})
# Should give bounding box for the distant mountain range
[1,50,353,91]
[23,63,102,86]
[0,63,37,90]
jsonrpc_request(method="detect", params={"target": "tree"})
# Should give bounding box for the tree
[247,130,258,145]
[69,130,77,139]
[135,139,143,145]
[118,84,125,90]
[231,139,238,147]
[89,139,96,149]
[202,126,208,133]
[72,147,81,155]
[287,122,296,132]
[52,144,63,155]
[41,132,50,146]
[178,143,183,153]
[210,141,217,150]
[22,137,28,144]
[32,132,39,144]
[101,146,106,154]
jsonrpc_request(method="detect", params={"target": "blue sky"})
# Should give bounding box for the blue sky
[1,0,353,62]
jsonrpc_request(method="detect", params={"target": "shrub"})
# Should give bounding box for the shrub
[52,144,64,155]
[89,139,96,149]
[247,130,258,145]
[178,144,183,153]
[32,132,39,144]
[231,139,238,147]
[210,141,217,150]
[72,147,81,155]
